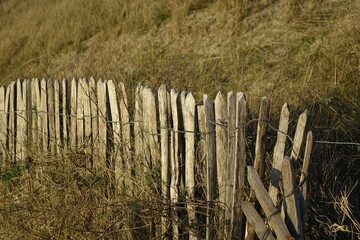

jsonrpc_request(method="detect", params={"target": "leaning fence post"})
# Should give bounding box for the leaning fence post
[269,103,289,205]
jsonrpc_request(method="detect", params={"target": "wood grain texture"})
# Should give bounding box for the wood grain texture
[70,78,77,149]
[40,79,48,152]
[158,84,170,239]
[184,93,198,240]
[269,103,289,205]
[282,156,303,239]
[54,80,61,153]
[47,79,55,154]
[291,110,309,161]
[97,79,107,161]
[204,94,216,240]
[229,92,247,240]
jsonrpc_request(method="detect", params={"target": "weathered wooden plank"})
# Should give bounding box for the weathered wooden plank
[25,80,32,152]
[0,86,6,156]
[197,105,207,192]
[158,84,170,238]
[229,92,247,240]
[215,92,227,209]
[225,91,236,234]
[170,89,180,239]
[180,90,187,189]
[134,83,144,158]
[61,80,68,148]
[54,80,61,153]
[4,85,10,157]
[9,81,15,159]
[81,78,91,144]
[282,156,303,239]
[40,79,48,152]
[291,110,309,161]
[247,166,292,240]
[108,80,122,186]
[245,96,270,240]
[33,79,41,149]
[204,94,216,240]
[299,131,313,227]
[16,79,27,161]
[118,81,131,183]
[47,79,55,154]
[184,93,198,240]
[268,103,290,205]
[70,78,77,149]
[76,79,84,146]
[97,79,107,161]
[89,77,98,153]
[242,201,276,240]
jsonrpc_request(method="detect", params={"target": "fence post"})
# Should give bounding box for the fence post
[61,79,68,148]
[214,92,227,227]
[204,94,216,240]
[70,78,77,150]
[108,80,122,188]
[229,92,247,240]
[54,80,61,153]
[269,103,289,205]
[299,131,313,226]
[291,110,309,161]
[245,96,270,240]
[184,93,198,240]
[89,77,97,156]
[282,156,303,239]
[97,79,107,164]
[170,89,180,239]
[9,81,15,159]
[158,84,170,239]
[47,79,56,155]
[0,86,6,159]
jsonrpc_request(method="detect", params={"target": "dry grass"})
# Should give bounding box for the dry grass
[0,0,359,238]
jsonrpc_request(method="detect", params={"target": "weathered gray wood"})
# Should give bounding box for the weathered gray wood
[226,91,236,234]
[170,89,180,239]
[180,90,187,189]
[282,156,303,239]
[247,166,292,240]
[40,79,48,152]
[204,94,216,240]
[299,131,313,227]
[4,85,10,157]
[76,79,84,146]
[158,84,170,238]
[47,79,55,154]
[245,96,270,240]
[291,110,309,161]
[97,79,107,161]
[61,79,68,147]
[54,80,61,153]
[184,93,198,240]
[81,78,91,144]
[0,86,6,156]
[108,80,122,186]
[9,82,15,159]
[229,92,247,240]
[134,83,144,158]
[70,78,77,149]
[197,105,207,191]
[89,77,98,153]
[33,79,41,149]
[16,79,27,161]
[215,92,227,209]
[119,81,131,183]
[242,201,276,240]
[269,103,290,205]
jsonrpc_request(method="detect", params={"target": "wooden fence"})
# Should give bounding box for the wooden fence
[0,78,313,240]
